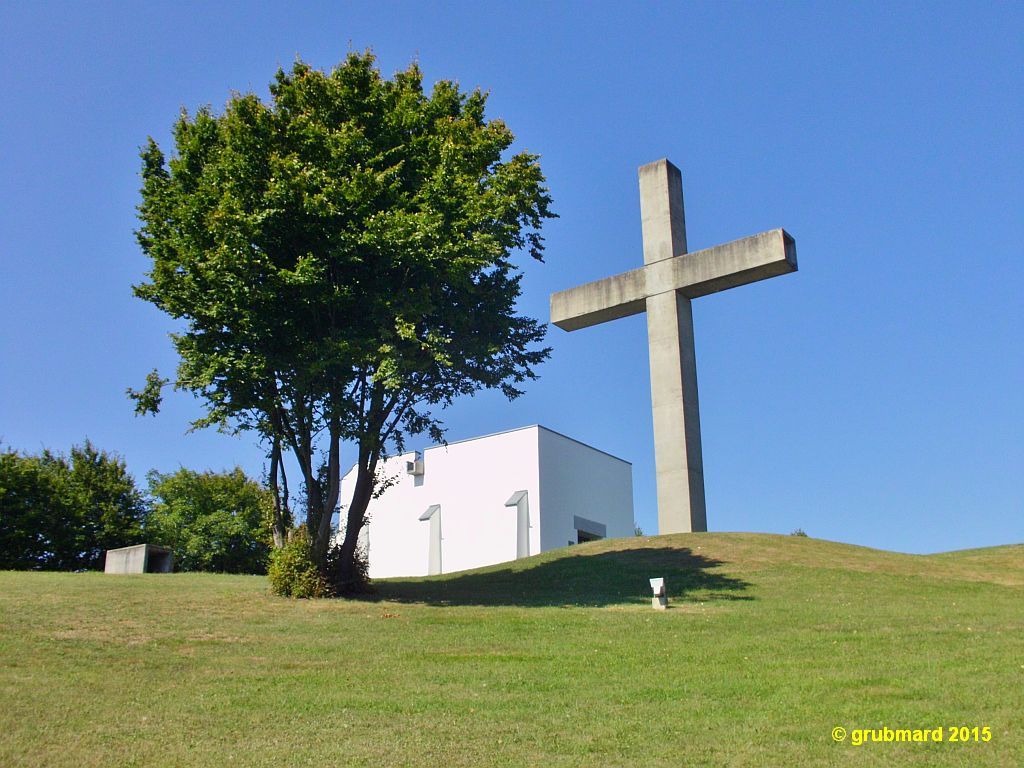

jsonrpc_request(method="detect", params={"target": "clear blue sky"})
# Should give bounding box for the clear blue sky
[1,2,1021,554]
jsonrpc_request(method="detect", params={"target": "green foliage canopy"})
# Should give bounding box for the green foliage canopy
[0,441,146,570]
[146,467,274,574]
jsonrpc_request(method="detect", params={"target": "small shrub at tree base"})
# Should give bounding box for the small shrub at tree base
[267,530,333,598]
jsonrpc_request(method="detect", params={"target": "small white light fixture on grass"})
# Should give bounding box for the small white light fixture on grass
[649,577,667,610]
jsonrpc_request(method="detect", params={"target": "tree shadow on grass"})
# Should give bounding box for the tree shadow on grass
[359,546,752,607]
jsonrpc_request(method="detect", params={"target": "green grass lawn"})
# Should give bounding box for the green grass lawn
[1,533,1020,767]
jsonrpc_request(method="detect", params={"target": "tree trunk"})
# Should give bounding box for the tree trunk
[336,460,373,590]
[268,437,288,548]
[304,476,323,561]
[311,423,341,567]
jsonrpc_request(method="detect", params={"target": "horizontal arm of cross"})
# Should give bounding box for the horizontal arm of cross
[551,228,796,332]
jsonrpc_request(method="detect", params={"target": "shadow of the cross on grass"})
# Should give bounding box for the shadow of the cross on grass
[361,545,752,607]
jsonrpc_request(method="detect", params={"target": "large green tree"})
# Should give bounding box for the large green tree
[146,467,275,573]
[131,52,554,589]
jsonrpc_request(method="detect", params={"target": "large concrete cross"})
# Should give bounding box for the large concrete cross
[550,159,797,534]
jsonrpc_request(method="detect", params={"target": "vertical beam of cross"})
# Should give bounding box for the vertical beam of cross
[640,160,707,533]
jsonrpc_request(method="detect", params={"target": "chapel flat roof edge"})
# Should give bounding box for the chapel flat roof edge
[536,425,633,466]
[342,424,632,479]
[429,424,632,466]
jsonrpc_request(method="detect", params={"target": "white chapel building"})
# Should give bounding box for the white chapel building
[339,425,634,579]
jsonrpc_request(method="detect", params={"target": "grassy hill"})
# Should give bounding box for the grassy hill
[0,533,1020,767]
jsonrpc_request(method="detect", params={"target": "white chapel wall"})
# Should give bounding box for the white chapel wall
[339,425,634,578]
[537,428,634,549]
[340,427,542,578]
